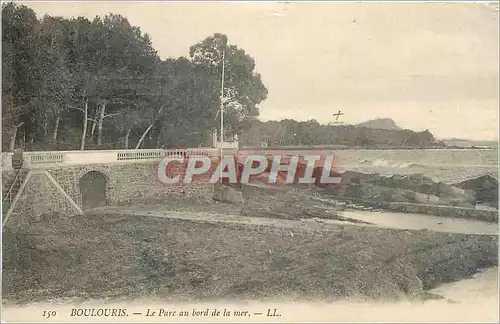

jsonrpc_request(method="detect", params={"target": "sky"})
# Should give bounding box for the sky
[20,1,499,140]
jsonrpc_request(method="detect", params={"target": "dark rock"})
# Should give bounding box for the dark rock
[331,171,475,206]
[371,173,438,196]
[455,175,498,207]
[213,183,244,204]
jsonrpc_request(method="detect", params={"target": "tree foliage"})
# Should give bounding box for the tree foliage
[2,3,268,151]
[2,3,437,151]
[189,33,268,135]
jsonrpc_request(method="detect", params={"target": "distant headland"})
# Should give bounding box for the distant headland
[239,118,497,150]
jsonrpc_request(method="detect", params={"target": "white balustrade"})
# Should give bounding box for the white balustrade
[1,148,225,169]
[214,141,239,149]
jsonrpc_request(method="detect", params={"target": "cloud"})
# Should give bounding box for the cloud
[21,1,499,140]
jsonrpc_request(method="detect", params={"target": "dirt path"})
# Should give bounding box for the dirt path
[88,205,498,236]
[87,206,354,232]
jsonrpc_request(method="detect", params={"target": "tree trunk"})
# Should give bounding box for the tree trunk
[156,130,163,149]
[9,130,16,151]
[53,114,60,141]
[135,124,154,149]
[80,99,88,151]
[97,102,106,146]
[124,128,131,149]
[135,106,165,150]
[43,118,48,135]
[90,106,99,140]
[8,122,23,151]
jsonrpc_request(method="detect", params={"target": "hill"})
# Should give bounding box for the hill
[356,118,402,130]
[441,138,498,149]
[240,119,439,148]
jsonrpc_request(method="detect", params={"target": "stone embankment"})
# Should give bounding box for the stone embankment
[319,171,498,222]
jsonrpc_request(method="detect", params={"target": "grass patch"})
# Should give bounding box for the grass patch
[2,211,497,305]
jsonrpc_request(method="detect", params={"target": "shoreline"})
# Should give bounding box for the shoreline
[3,204,497,306]
[428,266,498,303]
[3,146,497,154]
[240,146,498,151]
[3,266,498,322]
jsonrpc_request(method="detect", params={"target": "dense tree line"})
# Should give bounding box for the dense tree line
[2,3,439,152]
[240,119,439,148]
[2,2,267,151]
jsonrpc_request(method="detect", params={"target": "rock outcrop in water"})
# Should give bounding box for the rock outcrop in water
[328,171,478,208]
[220,156,497,210]
[454,175,498,207]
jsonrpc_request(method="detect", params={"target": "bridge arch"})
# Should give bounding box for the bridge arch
[79,170,108,210]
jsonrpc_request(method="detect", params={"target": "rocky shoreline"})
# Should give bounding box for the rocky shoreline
[218,166,498,222]
[320,172,499,222]
[326,171,498,209]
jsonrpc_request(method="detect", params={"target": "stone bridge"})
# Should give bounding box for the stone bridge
[1,148,232,226]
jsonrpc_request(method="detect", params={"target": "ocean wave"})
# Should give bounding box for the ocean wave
[363,159,426,169]
[354,159,496,169]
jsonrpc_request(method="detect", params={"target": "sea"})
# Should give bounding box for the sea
[332,149,498,184]
[240,148,498,184]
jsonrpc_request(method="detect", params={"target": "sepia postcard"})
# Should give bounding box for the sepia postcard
[1,0,499,323]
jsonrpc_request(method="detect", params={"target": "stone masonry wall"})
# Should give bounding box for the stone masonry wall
[2,170,17,194]
[3,162,214,225]
[6,171,79,228]
[2,169,30,195]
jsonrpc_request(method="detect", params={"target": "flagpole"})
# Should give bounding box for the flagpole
[220,41,226,182]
